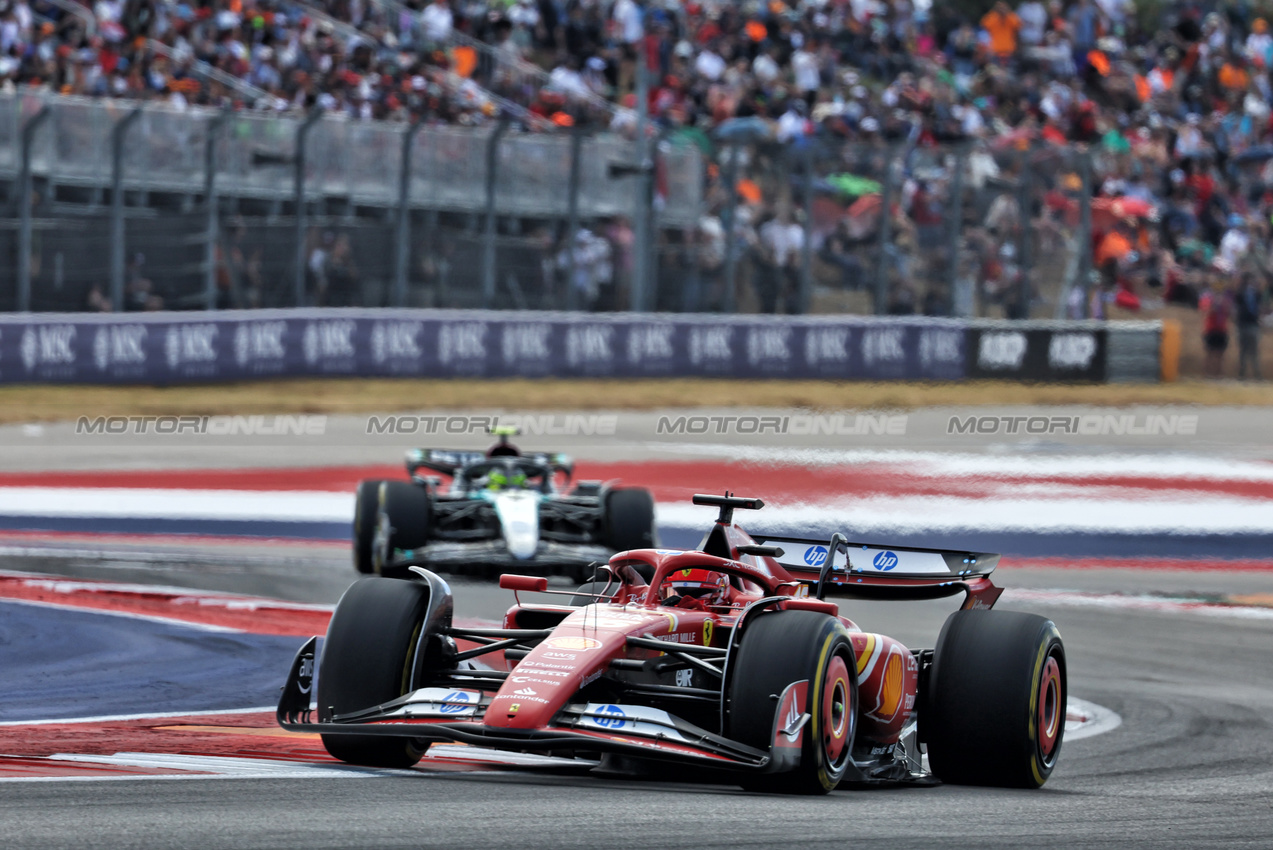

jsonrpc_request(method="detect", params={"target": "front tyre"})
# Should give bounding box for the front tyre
[924,610,1067,788]
[374,481,432,578]
[352,479,388,574]
[726,610,858,794]
[317,577,431,768]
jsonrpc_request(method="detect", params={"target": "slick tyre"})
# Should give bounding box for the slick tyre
[352,479,388,574]
[924,610,1067,789]
[603,488,656,552]
[317,577,431,768]
[727,610,858,795]
[374,481,431,579]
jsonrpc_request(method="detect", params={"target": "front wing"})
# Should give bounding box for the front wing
[278,638,769,770]
[387,540,615,577]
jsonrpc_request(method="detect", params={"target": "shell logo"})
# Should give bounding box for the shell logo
[546,636,602,651]
[878,651,904,719]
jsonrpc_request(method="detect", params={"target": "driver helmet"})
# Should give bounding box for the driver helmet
[662,568,731,605]
[485,469,528,491]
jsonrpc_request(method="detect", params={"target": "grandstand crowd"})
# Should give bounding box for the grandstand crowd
[6,0,1269,373]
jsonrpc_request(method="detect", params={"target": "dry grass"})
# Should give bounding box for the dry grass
[1,377,1270,424]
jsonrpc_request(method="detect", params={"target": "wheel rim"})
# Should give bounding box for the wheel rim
[822,654,851,766]
[372,512,392,574]
[1037,654,1062,763]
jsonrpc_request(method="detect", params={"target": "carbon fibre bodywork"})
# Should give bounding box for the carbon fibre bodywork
[287,494,1059,789]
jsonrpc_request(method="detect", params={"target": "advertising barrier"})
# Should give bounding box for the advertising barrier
[966,327,1107,383]
[0,310,1161,385]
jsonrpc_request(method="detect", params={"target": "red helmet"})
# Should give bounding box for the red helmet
[662,568,731,605]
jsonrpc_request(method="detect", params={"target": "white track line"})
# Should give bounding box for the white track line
[645,443,1273,482]
[0,706,275,727]
[0,753,425,782]
[1003,588,1273,621]
[1065,698,1123,742]
[0,597,244,634]
[0,488,352,522]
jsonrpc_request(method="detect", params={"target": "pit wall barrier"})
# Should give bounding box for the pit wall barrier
[0,310,1167,385]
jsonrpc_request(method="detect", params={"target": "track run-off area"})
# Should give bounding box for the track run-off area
[0,408,1271,848]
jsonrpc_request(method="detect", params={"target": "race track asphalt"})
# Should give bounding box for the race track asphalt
[2,560,1271,850]
[1,407,1271,849]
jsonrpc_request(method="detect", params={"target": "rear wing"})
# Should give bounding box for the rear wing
[751,533,1002,608]
[406,449,570,477]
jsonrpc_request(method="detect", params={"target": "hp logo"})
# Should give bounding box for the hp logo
[593,704,627,729]
[872,551,899,571]
[803,546,829,567]
[438,691,473,714]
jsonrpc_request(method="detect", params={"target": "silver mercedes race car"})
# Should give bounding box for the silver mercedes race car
[353,429,656,582]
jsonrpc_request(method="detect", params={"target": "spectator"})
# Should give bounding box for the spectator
[757,208,803,314]
[18,0,1273,325]
[790,40,820,108]
[85,282,111,312]
[1219,215,1251,267]
[981,1,1022,63]
[1018,0,1048,49]
[1199,270,1234,377]
[325,234,359,307]
[695,214,726,310]
[421,0,454,45]
[1235,273,1266,379]
[124,253,162,311]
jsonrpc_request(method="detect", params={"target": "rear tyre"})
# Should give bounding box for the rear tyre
[352,479,388,574]
[726,610,858,795]
[603,488,656,552]
[317,577,431,768]
[374,481,432,579]
[924,610,1066,789]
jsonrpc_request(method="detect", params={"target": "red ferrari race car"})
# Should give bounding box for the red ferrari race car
[279,494,1066,793]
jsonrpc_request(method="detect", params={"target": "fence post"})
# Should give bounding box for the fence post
[17,105,50,312]
[203,108,229,310]
[873,146,898,315]
[631,49,650,313]
[394,118,424,308]
[1015,145,1034,319]
[293,107,323,308]
[798,143,814,315]
[1077,149,1094,318]
[946,142,969,316]
[722,143,740,313]
[110,107,143,312]
[564,127,584,311]
[482,118,511,309]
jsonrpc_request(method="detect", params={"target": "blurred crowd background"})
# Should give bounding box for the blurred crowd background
[2,0,1272,375]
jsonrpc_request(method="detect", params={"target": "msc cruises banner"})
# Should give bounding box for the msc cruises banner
[0,309,1111,385]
